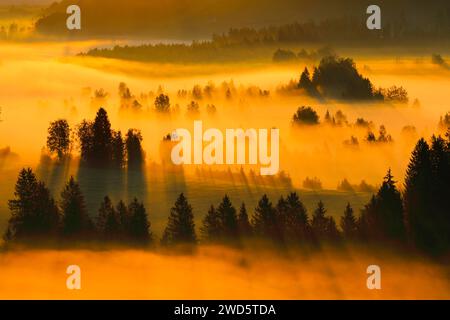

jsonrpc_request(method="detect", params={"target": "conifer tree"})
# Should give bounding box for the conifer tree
[126,129,144,167]
[284,192,311,243]
[275,196,288,231]
[96,196,120,241]
[5,168,59,242]
[403,139,433,250]
[312,201,340,242]
[112,130,125,168]
[77,119,94,163]
[216,195,238,240]
[358,195,378,240]
[200,205,221,243]
[237,203,252,237]
[326,216,341,241]
[161,193,197,246]
[298,67,317,96]
[92,107,113,165]
[430,135,450,251]
[375,169,405,241]
[311,201,328,238]
[116,200,130,239]
[60,176,93,238]
[251,194,278,241]
[128,198,152,245]
[340,203,358,239]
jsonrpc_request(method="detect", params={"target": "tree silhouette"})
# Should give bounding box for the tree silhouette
[311,201,328,239]
[47,119,71,160]
[77,119,94,163]
[251,194,279,241]
[429,135,450,252]
[310,56,381,100]
[154,94,170,112]
[60,176,93,239]
[326,216,340,241]
[126,129,144,167]
[311,200,340,242]
[284,192,311,243]
[404,136,450,254]
[128,198,152,245]
[161,193,197,246]
[112,130,126,168]
[273,49,296,62]
[237,203,252,237]
[116,200,130,239]
[375,169,405,241]
[200,205,221,243]
[298,67,318,96]
[5,168,59,242]
[92,107,113,165]
[96,196,120,241]
[216,195,238,241]
[404,138,433,250]
[358,170,405,242]
[292,106,319,125]
[340,203,358,239]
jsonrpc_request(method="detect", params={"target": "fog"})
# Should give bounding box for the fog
[0,246,449,299]
[0,41,449,235]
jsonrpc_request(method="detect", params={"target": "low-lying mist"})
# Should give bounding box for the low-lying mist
[0,246,448,299]
[0,41,449,236]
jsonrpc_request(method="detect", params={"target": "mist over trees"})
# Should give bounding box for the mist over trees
[3,127,450,256]
[45,107,145,168]
[3,171,152,246]
[280,56,409,103]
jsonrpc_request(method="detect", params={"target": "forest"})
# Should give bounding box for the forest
[3,106,449,257]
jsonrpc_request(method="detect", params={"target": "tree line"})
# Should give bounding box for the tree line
[3,131,449,255]
[77,14,450,63]
[3,169,151,246]
[47,107,144,167]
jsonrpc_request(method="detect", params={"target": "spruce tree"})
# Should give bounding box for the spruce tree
[237,203,252,237]
[60,176,93,238]
[126,129,144,167]
[200,205,221,243]
[429,135,450,251]
[92,107,113,165]
[358,195,379,240]
[326,216,341,241]
[311,201,328,239]
[128,198,152,245]
[5,168,59,242]
[375,169,405,241]
[112,130,125,168]
[96,196,120,241]
[312,201,340,242]
[404,138,433,250]
[275,196,288,233]
[251,194,278,241]
[77,119,94,163]
[285,192,310,243]
[216,195,238,241]
[340,203,358,239]
[116,200,130,239]
[298,67,317,96]
[161,193,197,246]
